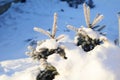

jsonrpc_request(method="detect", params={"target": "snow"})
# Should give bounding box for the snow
[0,58,40,80]
[0,0,120,80]
[49,40,120,80]
[36,39,58,51]
[0,37,120,80]
[78,27,100,39]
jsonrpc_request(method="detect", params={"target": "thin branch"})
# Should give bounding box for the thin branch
[91,25,100,29]
[87,6,90,27]
[91,14,104,27]
[97,25,106,31]
[92,13,100,25]
[34,27,52,38]
[100,32,106,36]
[83,3,90,28]
[56,35,65,41]
[52,13,57,38]
[67,25,78,32]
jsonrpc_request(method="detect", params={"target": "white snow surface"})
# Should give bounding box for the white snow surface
[77,27,100,39]
[36,39,58,52]
[0,36,120,80]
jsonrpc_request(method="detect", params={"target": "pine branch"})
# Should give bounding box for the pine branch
[97,25,106,31]
[91,25,100,29]
[27,46,34,51]
[56,35,65,41]
[34,27,52,38]
[92,13,100,23]
[100,32,106,36]
[87,6,90,27]
[91,14,104,27]
[67,25,78,32]
[52,13,57,38]
[83,3,90,28]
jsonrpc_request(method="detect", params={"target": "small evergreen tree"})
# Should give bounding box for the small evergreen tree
[26,13,67,80]
[67,3,105,52]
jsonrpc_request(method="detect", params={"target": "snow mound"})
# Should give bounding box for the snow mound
[0,38,120,80]
[0,58,40,80]
[48,40,120,80]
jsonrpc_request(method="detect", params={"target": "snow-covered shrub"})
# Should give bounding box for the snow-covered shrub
[75,28,102,52]
[67,3,105,52]
[26,13,67,61]
[26,13,67,80]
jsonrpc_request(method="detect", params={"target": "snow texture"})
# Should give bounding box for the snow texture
[36,39,58,52]
[0,35,120,80]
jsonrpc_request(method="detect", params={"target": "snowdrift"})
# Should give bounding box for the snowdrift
[0,37,120,80]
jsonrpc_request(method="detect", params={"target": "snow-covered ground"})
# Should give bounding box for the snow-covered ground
[0,0,120,80]
[0,36,120,80]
